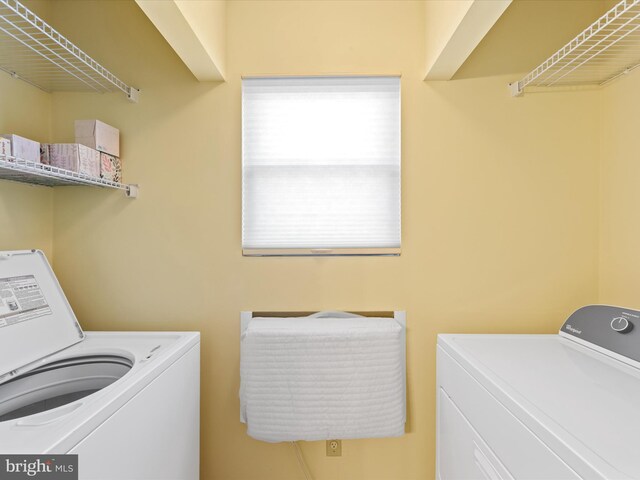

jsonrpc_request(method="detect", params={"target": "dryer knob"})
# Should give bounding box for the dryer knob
[611,317,633,334]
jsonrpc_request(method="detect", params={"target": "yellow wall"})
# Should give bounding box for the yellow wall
[135,0,226,82]
[599,68,640,307]
[424,0,474,76]
[4,0,599,478]
[0,0,53,257]
[176,0,227,79]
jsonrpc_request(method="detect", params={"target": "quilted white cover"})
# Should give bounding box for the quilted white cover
[240,314,405,442]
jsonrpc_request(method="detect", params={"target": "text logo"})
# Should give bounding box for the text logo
[565,324,582,335]
[0,455,77,479]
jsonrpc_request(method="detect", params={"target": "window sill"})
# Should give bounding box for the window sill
[242,248,401,257]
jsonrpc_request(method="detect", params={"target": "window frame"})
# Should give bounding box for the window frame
[241,75,402,257]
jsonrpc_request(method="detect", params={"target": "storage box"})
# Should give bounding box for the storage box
[0,138,11,157]
[75,120,119,157]
[48,144,100,177]
[0,134,40,162]
[100,153,122,182]
[40,144,50,165]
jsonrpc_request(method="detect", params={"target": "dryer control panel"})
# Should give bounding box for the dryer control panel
[560,305,640,363]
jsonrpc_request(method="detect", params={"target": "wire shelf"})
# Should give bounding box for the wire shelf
[510,0,640,96]
[0,0,138,101]
[0,154,138,197]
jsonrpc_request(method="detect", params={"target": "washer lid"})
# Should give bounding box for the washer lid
[0,250,84,385]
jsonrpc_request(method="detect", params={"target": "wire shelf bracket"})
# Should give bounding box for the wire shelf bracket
[510,0,640,96]
[0,154,138,198]
[0,0,139,102]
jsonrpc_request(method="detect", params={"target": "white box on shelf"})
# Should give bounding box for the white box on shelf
[48,143,100,177]
[0,134,40,162]
[100,153,122,182]
[75,120,120,157]
[0,138,11,157]
[40,144,50,165]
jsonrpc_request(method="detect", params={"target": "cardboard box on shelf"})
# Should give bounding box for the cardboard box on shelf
[40,144,50,165]
[0,138,11,157]
[100,153,122,183]
[0,134,40,162]
[48,144,100,177]
[75,120,120,157]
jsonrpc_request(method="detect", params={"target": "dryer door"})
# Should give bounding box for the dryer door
[0,250,84,384]
[438,389,513,480]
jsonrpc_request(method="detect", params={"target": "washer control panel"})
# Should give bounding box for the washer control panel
[561,305,640,363]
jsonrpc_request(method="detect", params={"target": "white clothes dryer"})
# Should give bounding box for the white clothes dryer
[0,250,200,480]
[437,305,640,480]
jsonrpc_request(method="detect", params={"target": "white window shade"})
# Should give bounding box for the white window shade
[242,76,401,255]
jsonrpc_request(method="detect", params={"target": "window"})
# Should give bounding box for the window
[242,76,401,256]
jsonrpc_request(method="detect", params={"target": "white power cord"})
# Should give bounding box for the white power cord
[292,441,313,480]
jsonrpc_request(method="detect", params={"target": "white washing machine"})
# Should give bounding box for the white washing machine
[437,305,640,480]
[0,250,200,480]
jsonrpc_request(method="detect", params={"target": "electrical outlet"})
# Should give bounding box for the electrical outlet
[326,439,342,457]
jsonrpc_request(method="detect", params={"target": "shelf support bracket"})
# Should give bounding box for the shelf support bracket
[127,88,140,103]
[126,184,139,199]
[509,81,523,97]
